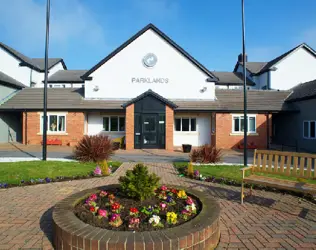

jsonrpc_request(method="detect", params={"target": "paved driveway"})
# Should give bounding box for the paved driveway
[0,163,315,249]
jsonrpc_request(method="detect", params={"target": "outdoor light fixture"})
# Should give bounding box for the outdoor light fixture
[93,85,99,92]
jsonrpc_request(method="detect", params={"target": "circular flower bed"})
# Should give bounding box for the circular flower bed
[74,185,201,231]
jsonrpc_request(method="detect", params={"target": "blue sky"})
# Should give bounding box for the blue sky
[1,0,316,71]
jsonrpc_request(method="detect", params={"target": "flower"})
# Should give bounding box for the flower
[170,188,178,194]
[186,197,193,205]
[21,180,24,184]
[185,203,197,214]
[111,202,122,213]
[149,215,163,227]
[89,194,98,201]
[100,191,108,197]
[194,170,200,178]
[177,190,187,199]
[161,185,168,191]
[128,217,140,228]
[166,196,173,203]
[94,166,102,175]
[129,207,139,214]
[166,212,178,225]
[98,209,107,218]
[89,206,98,214]
[108,194,115,200]
[160,202,167,210]
[45,177,51,183]
[110,213,119,222]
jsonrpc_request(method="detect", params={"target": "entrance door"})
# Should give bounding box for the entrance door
[142,114,158,148]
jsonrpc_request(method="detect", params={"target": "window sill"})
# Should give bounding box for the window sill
[230,132,258,136]
[101,131,125,133]
[37,132,68,135]
[174,131,198,134]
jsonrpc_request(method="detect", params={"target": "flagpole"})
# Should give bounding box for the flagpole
[242,0,248,166]
[42,0,50,161]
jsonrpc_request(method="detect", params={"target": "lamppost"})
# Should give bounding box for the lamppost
[42,0,51,161]
[241,0,248,166]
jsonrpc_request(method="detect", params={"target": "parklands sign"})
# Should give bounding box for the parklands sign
[131,77,169,83]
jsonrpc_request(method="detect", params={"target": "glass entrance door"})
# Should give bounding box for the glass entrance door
[142,114,158,148]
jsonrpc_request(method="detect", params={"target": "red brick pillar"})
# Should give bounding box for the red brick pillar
[211,112,216,147]
[165,106,174,151]
[125,104,134,150]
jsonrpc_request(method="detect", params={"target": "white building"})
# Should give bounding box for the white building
[234,43,316,90]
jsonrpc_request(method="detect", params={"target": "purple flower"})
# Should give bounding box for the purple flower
[3,183,8,188]
[38,178,44,183]
[94,166,102,175]
[0,183,2,188]
[21,180,24,184]
[194,170,200,177]
[45,177,51,183]
[166,196,173,203]
[30,179,35,183]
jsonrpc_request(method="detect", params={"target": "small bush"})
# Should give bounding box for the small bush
[100,160,110,176]
[187,162,194,177]
[190,145,222,163]
[119,163,160,201]
[74,135,113,162]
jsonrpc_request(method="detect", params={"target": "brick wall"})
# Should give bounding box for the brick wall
[214,113,271,149]
[165,106,174,151]
[125,104,134,150]
[22,112,84,146]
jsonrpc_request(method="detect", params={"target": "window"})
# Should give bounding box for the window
[103,116,125,132]
[303,121,316,139]
[41,114,66,133]
[174,118,196,132]
[232,115,256,133]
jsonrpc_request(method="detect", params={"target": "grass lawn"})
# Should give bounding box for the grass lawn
[174,162,316,185]
[0,161,121,185]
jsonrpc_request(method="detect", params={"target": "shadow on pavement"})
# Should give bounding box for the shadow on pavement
[40,206,54,245]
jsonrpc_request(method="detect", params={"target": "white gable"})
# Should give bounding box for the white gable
[85,29,215,100]
[271,47,316,90]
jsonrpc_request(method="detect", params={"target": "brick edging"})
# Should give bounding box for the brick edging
[53,184,221,250]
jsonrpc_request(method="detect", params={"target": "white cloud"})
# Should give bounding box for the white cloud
[0,0,106,55]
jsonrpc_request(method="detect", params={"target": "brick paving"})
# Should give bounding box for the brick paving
[0,163,315,250]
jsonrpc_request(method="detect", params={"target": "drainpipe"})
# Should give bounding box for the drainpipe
[266,113,270,149]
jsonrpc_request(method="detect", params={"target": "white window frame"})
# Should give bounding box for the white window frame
[103,116,125,132]
[40,112,67,134]
[303,120,316,139]
[232,114,257,133]
[174,117,197,132]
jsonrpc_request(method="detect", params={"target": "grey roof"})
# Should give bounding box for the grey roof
[122,89,177,108]
[0,88,296,112]
[238,62,267,74]
[29,58,64,71]
[47,70,87,83]
[211,71,256,86]
[0,42,66,72]
[235,43,316,75]
[286,79,316,102]
[0,71,26,89]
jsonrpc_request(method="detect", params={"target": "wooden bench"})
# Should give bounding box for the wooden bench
[41,139,62,146]
[241,149,316,204]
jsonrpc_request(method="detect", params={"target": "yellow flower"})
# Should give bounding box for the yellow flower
[167,212,178,224]
[177,190,187,199]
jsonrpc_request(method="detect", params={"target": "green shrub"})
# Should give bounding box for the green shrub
[119,163,160,201]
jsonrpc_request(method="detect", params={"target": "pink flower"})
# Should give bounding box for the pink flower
[161,185,168,191]
[94,166,102,175]
[181,209,190,215]
[110,213,120,222]
[89,194,97,201]
[98,209,107,218]
[186,197,193,205]
[160,203,167,210]
[100,191,108,197]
